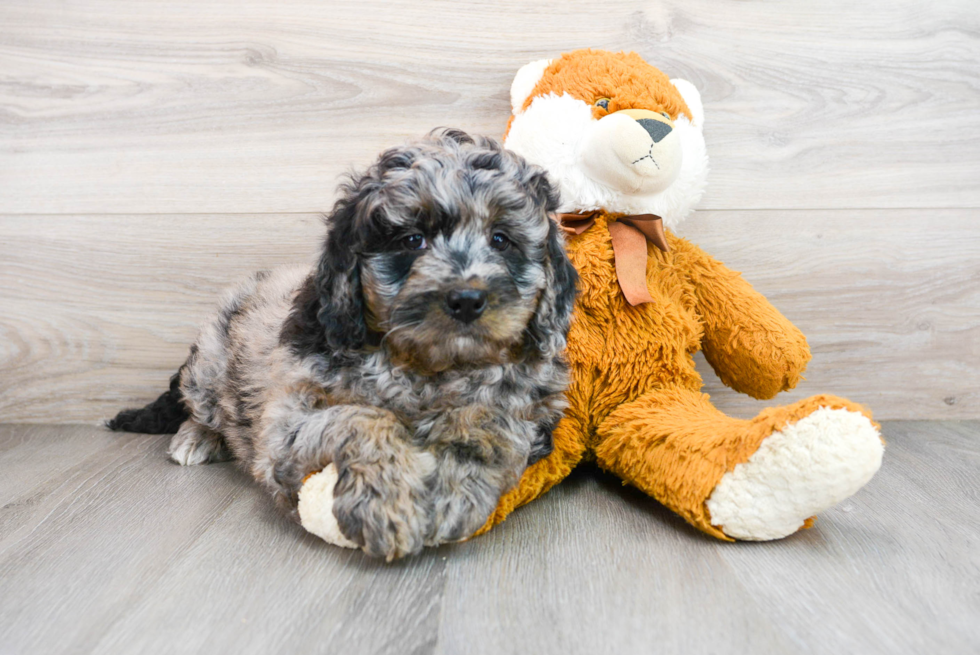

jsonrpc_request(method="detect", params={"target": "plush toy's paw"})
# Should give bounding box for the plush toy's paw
[297,465,358,550]
[705,407,883,541]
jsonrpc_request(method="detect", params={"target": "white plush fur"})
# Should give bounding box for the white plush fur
[705,408,884,541]
[670,78,704,129]
[505,90,709,230]
[510,58,552,113]
[297,465,358,549]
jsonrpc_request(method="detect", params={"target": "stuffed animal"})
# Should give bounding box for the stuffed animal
[477,49,884,541]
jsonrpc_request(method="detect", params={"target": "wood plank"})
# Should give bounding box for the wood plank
[0,213,324,424]
[1,0,977,214]
[680,209,980,420]
[2,422,976,654]
[435,420,980,655]
[1,209,976,423]
[88,494,447,655]
[715,420,980,654]
[0,425,447,655]
[437,469,797,654]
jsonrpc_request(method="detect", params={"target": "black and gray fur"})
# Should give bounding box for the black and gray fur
[108,129,578,560]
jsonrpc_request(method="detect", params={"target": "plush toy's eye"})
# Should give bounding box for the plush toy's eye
[660,111,671,119]
[490,232,511,251]
[401,233,427,250]
[594,98,610,110]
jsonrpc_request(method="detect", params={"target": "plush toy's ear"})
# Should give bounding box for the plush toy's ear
[670,78,704,130]
[511,58,552,115]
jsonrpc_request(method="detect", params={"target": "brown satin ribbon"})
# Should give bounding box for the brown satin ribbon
[555,210,670,306]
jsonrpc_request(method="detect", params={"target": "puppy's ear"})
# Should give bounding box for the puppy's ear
[314,193,369,354]
[525,169,560,214]
[525,217,578,360]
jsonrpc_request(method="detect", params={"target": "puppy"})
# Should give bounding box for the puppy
[108,129,578,560]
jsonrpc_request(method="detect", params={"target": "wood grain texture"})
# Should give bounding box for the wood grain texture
[0,214,323,424]
[0,421,977,654]
[1,209,976,423]
[0,424,447,655]
[1,0,978,214]
[680,209,980,420]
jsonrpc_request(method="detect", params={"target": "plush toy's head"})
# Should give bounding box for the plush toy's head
[504,49,708,229]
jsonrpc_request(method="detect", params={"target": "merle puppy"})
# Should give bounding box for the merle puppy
[108,129,577,560]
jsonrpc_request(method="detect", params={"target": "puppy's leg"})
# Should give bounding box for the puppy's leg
[168,419,232,465]
[256,404,432,560]
[331,409,435,560]
[419,405,533,545]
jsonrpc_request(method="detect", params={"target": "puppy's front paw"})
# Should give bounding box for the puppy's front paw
[331,453,435,561]
[421,405,529,546]
[428,493,497,546]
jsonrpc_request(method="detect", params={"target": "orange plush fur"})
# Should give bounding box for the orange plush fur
[480,50,879,540]
[510,50,693,130]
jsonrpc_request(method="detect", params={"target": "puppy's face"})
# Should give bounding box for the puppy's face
[360,134,563,371]
[316,130,576,373]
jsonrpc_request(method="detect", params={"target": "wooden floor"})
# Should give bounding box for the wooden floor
[0,421,977,655]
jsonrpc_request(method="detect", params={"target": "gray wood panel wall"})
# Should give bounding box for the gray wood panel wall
[1,0,978,422]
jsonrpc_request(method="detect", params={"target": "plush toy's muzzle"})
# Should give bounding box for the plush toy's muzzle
[579,109,683,195]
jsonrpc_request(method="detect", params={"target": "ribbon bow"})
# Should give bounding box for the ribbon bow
[556,210,670,306]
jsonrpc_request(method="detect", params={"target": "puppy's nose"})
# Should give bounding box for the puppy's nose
[636,118,672,143]
[445,288,488,323]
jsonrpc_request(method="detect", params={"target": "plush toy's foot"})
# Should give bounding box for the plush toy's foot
[595,389,884,541]
[297,465,357,550]
[705,407,883,540]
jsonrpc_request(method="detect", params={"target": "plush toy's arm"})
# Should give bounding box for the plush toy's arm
[672,236,811,400]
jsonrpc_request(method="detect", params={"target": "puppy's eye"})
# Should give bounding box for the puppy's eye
[660,111,671,119]
[401,234,427,250]
[595,98,610,110]
[490,232,511,251]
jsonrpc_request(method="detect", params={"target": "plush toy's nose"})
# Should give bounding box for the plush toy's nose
[616,108,674,143]
[636,118,672,143]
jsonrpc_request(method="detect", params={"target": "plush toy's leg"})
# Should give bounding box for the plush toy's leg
[474,414,588,536]
[593,388,883,541]
[298,465,358,550]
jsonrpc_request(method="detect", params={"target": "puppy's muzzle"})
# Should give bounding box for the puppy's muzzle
[445,287,488,324]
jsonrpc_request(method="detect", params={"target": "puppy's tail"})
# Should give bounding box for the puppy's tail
[106,367,189,434]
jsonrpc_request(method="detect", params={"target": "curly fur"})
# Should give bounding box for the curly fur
[108,129,578,559]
